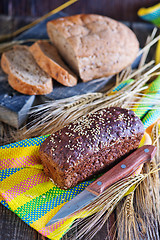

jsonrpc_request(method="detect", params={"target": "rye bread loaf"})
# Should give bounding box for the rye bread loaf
[29,40,78,87]
[1,45,53,95]
[47,14,139,82]
[39,107,144,189]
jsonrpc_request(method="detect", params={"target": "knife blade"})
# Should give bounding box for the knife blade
[46,145,156,226]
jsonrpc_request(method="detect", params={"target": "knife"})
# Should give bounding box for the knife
[46,145,156,226]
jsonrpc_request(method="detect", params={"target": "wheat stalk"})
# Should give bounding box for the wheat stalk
[50,175,144,240]
[0,39,49,53]
[12,29,159,140]
[138,34,160,57]
[137,28,158,79]
[0,26,158,144]
[15,70,157,140]
[0,0,78,43]
[115,122,160,240]
[64,162,160,240]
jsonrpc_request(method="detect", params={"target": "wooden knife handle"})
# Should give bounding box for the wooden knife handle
[86,145,156,196]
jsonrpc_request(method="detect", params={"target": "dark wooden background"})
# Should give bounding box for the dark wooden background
[0,0,160,21]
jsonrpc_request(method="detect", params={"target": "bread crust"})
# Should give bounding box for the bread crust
[29,40,77,87]
[1,45,53,95]
[39,107,144,189]
[1,51,12,74]
[47,14,139,81]
[8,74,53,95]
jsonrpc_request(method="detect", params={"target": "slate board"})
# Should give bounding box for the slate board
[0,12,67,128]
[0,13,156,128]
[0,80,35,128]
[15,10,119,101]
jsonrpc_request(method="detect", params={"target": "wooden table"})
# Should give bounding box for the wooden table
[0,203,116,240]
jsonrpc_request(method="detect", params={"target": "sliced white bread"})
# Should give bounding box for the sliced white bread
[1,45,53,95]
[29,40,77,87]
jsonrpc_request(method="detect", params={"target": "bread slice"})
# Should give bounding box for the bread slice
[29,40,77,87]
[1,45,53,95]
[47,14,139,82]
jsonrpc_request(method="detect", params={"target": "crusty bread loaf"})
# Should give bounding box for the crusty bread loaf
[1,45,53,95]
[29,40,78,87]
[39,107,144,189]
[47,14,139,82]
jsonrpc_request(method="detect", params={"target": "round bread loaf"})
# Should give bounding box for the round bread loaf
[39,107,144,189]
[47,14,139,81]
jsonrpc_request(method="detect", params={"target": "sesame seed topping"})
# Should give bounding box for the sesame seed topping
[47,107,143,165]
